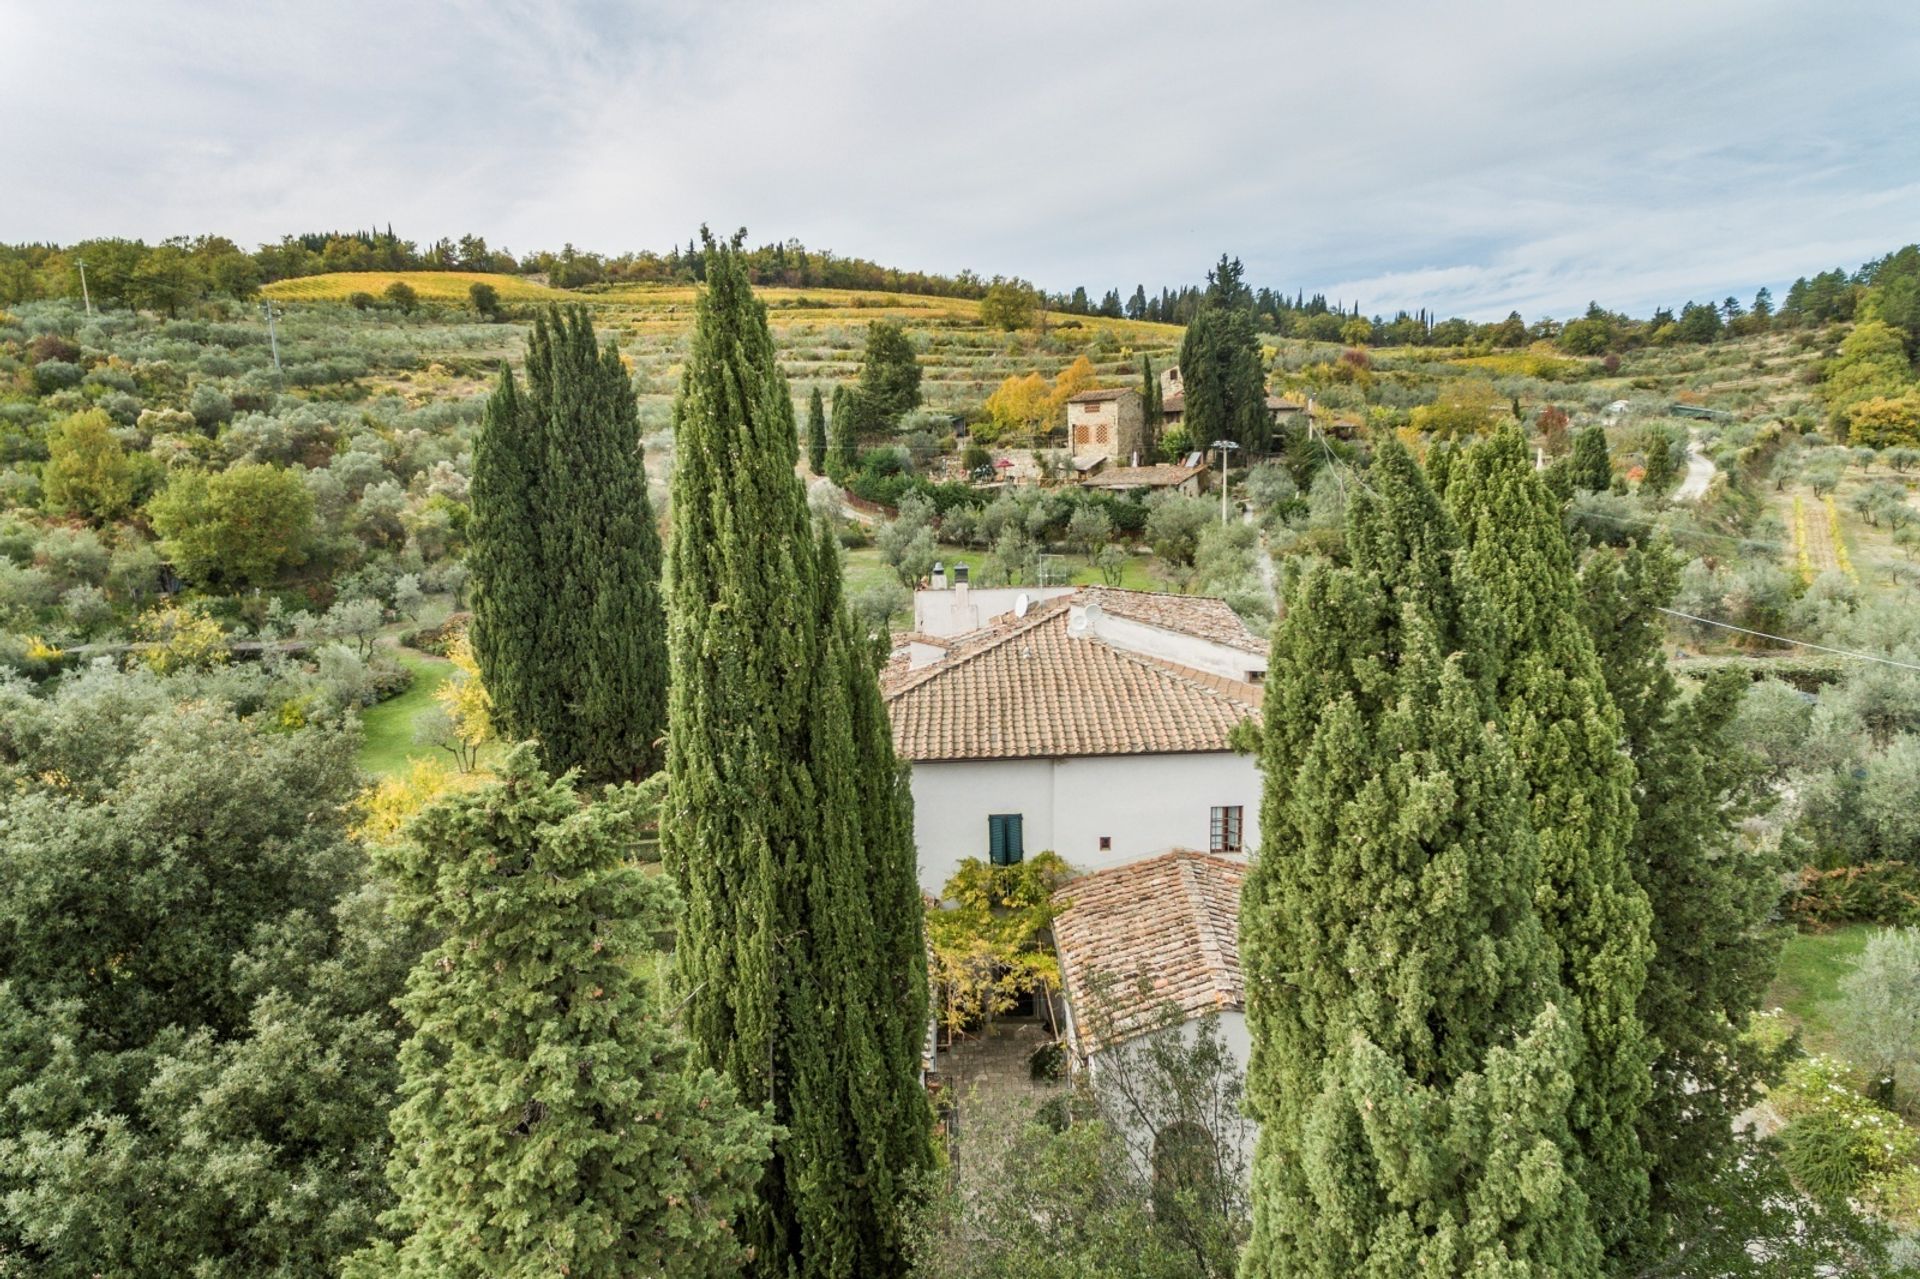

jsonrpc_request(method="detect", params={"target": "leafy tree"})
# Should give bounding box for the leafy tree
[1242,438,1598,1276]
[1446,426,1653,1260]
[980,278,1038,331]
[663,233,931,1277]
[467,280,500,319]
[858,320,922,427]
[382,279,418,313]
[877,493,938,587]
[149,461,314,587]
[808,384,829,475]
[1840,928,1920,1105]
[41,408,134,522]
[350,748,772,1279]
[1570,424,1612,491]
[1144,491,1211,567]
[982,371,1055,443]
[0,679,412,1277]
[1845,391,1920,449]
[468,307,667,783]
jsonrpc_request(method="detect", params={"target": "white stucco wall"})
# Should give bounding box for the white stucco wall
[1068,1010,1257,1181]
[909,751,1260,895]
[913,584,1074,638]
[1076,606,1267,682]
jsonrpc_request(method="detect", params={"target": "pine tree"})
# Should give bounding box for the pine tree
[1242,439,1600,1276]
[468,306,667,783]
[1570,424,1611,491]
[355,747,772,1279]
[1445,425,1653,1260]
[664,234,931,1278]
[807,385,828,476]
[1579,539,1782,1257]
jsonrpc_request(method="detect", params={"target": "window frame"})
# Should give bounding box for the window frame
[1209,805,1244,854]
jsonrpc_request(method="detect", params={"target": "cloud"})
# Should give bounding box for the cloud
[4,0,1917,318]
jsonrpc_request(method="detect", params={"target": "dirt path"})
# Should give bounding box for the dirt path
[1675,434,1717,501]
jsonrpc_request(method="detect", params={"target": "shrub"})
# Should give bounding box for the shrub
[1784,861,1920,927]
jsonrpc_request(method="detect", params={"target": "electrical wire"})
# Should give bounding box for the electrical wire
[1654,608,1920,672]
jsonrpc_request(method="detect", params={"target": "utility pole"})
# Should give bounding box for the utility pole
[1212,439,1239,524]
[75,259,92,316]
[260,301,283,377]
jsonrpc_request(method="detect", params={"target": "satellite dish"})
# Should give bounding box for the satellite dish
[1013,593,1031,618]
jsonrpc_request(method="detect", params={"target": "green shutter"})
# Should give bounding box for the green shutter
[988,814,1025,866]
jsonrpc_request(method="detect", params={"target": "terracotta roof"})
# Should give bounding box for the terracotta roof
[1053,850,1247,1052]
[1080,463,1207,490]
[1065,387,1137,404]
[881,603,1259,762]
[1074,587,1267,655]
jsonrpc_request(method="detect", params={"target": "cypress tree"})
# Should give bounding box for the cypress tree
[357,747,772,1278]
[663,234,931,1278]
[1445,425,1653,1260]
[468,306,667,783]
[807,385,828,476]
[1570,424,1611,491]
[828,384,861,482]
[1242,439,1599,1276]
[1579,539,1782,1255]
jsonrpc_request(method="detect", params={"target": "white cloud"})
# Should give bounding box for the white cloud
[3,0,1917,317]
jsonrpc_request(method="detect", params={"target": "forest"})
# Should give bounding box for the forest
[1,221,1919,1276]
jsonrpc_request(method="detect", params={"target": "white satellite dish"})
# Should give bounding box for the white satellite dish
[1013,593,1031,618]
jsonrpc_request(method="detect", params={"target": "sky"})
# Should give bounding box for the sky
[5,0,1919,320]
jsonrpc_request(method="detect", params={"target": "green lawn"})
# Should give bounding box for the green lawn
[357,648,454,776]
[1767,925,1875,1056]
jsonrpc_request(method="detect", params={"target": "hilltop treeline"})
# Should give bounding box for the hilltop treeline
[0,228,998,311]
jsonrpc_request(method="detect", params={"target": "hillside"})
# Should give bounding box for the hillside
[265,270,1186,422]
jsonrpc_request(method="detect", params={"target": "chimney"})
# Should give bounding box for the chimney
[953,562,969,586]
[1130,450,1139,467]
[931,561,947,590]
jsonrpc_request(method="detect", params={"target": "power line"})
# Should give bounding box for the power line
[1656,608,1920,672]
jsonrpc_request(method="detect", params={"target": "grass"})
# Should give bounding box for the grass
[1767,925,1874,1056]
[357,648,454,776]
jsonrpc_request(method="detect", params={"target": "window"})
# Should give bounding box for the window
[1074,424,1089,445]
[1095,423,1110,444]
[1098,835,1112,851]
[1209,806,1243,854]
[988,813,1025,866]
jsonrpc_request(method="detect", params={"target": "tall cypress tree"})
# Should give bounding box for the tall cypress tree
[828,384,860,482]
[468,306,667,783]
[1242,439,1599,1276]
[1579,539,1782,1256]
[1177,256,1269,452]
[1445,425,1653,1260]
[807,385,828,476]
[663,234,930,1278]
[356,747,772,1279]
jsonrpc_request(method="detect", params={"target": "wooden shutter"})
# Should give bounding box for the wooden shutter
[988,814,1024,865]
